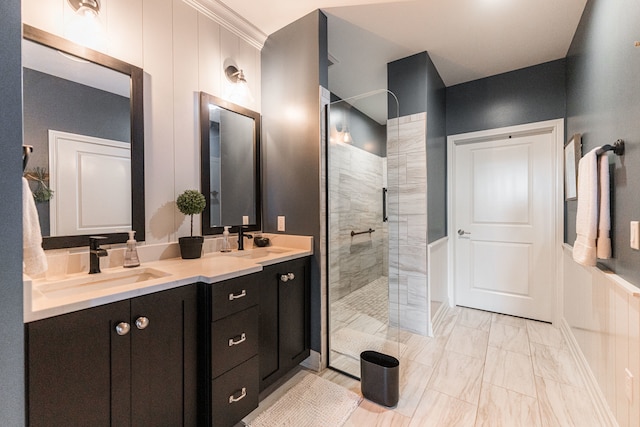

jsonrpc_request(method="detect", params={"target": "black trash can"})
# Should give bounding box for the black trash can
[360,350,400,407]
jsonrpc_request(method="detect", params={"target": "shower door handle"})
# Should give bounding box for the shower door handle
[382,188,388,222]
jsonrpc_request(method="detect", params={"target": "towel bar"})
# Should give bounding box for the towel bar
[351,228,375,237]
[596,139,624,156]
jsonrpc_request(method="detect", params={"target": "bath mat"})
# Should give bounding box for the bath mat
[331,327,406,361]
[247,374,361,427]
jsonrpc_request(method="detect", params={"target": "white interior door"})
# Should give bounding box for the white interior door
[49,130,131,236]
[453,129,556,322]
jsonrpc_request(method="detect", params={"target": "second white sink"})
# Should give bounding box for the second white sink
[227,247,291,260]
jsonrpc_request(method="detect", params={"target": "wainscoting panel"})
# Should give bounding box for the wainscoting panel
[562,244,640,427]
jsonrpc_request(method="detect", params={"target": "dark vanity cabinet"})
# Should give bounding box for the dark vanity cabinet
[26,285,198,427]
[199,274,260,427]
[258,257,311,392]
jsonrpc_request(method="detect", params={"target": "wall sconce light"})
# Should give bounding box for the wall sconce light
[225,65,246,84]
[224,62,254,106]
[342,105,353,144]
[65,0,106,51]
[67,0,101,17]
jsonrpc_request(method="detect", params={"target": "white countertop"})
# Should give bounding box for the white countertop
[24,235,313,323]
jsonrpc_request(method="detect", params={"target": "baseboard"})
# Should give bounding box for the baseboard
[300,349,322,372]
[560,318,619,427]
[431,302,451,335]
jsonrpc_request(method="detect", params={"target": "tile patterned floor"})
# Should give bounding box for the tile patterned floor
[318,306,606,427]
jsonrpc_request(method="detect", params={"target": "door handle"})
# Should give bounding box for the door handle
[457,229,471,236]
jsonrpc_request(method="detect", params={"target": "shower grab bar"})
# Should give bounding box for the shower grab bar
[351,228,375,237]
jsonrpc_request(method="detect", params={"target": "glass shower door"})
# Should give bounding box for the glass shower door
[327,90,399,378]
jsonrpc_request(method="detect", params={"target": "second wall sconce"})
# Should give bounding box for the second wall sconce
[223,62,253,106]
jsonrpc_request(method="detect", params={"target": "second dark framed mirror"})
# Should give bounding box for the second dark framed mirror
[200,92,261,235]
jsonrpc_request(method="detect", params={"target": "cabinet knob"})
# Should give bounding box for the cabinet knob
[280,272,295,282]
[135,316,149,330]
[115,322,130,336]
[229,387,247,404]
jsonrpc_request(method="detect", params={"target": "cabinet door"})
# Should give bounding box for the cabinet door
[26,300,130,427]
[279,257,310,371]
[130,285,198,427]
[258,265,279,390]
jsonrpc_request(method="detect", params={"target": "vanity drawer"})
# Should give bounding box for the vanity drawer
[211,275,258,321]
[211,306,258,378]
[211,355,259,427]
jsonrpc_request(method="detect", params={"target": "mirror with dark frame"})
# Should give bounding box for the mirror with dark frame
[200,92,261,235]
[22,24,145,250]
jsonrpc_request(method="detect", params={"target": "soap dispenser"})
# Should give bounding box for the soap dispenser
[221,226,232,252]
[123,230,140,268]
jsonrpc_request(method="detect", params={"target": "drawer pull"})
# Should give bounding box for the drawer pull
[229,387,247,404]
[228,333,247,347]
[228,290,247,301]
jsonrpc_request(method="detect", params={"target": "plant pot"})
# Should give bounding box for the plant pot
[179,236,204,259]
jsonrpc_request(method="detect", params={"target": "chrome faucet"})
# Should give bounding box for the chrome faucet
[237,226,253,251]
[89,236,108,274]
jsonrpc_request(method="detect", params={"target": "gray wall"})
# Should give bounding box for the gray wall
[388,52,447,242]
[566,0,640,286]
[261,10,327,352]
[446,59,566,136]
[329,94,386,157]
[0,0,25,425]
[425,54,447,242]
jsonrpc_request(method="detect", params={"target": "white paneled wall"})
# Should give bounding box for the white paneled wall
[22,0,262,245]
[562,245,640,427]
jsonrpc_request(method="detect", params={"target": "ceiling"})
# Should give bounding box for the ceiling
[219,0,588,122]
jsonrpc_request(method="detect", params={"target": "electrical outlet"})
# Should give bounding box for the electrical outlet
[277,216,285,232]
[631,221,640,250]
[242,216,249,225]
[625,368,634,403]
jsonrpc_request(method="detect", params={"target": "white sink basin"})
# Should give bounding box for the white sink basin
[227,247,291,260]
[35,267,171,299]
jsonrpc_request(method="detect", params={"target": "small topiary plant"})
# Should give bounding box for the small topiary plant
[176,189,206,237]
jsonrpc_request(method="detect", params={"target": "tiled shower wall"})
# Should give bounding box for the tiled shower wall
[328,141,386,303]
[388,113,430,336]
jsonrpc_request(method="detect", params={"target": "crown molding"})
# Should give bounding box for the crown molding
[183,0,267,50]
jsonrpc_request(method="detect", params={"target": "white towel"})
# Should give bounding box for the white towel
[573,148,599,266]
[23,177,48,276]
[597,153,611,259]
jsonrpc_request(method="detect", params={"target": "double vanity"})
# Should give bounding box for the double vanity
[24,235,312,427]
[21,20,300,427]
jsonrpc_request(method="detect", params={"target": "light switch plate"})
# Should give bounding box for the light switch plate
[631,221,640,250]
[277,216,285,232]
